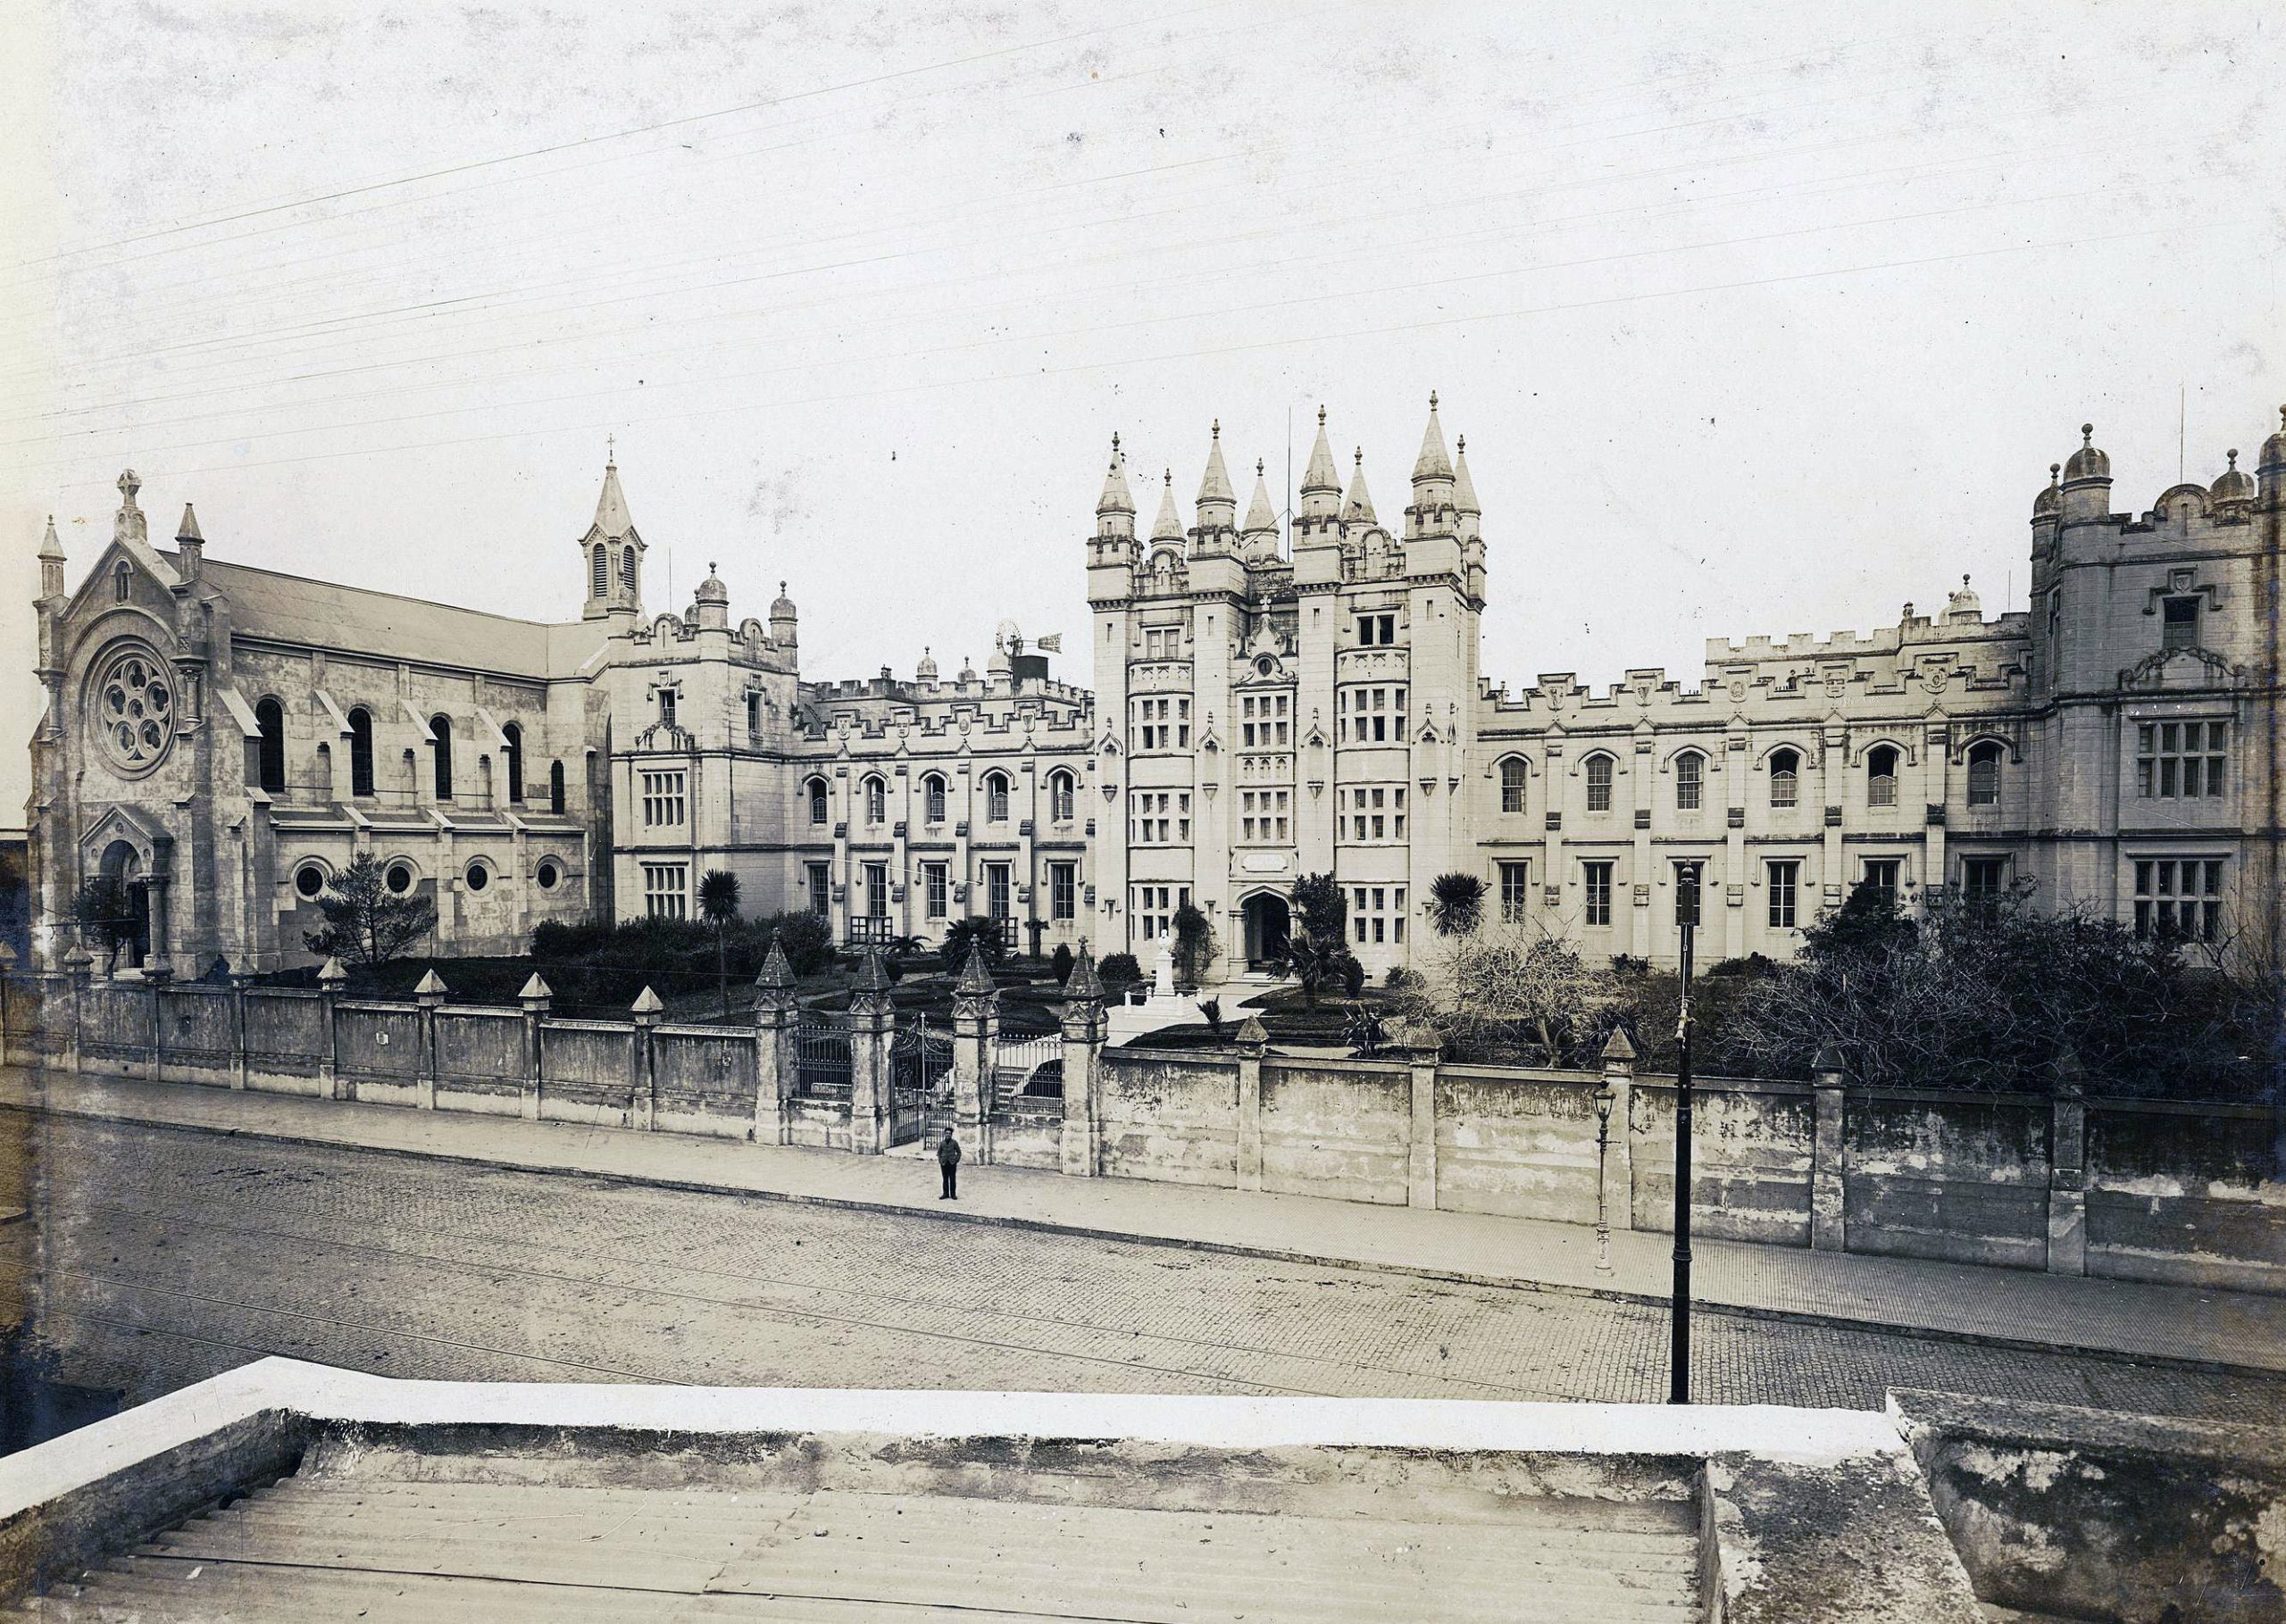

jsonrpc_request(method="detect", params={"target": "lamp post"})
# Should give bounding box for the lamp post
[1670,862,1700,1404]
[1593,1083,1615,1275]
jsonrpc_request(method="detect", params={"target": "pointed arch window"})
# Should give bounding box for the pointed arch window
[1048,769,1075,823]
[1866,745,1899,809]
[922,772,947,824]
[254,696,287,794]
[983,770,1011,822]
[1674,750,1704,811]
[430,714,455,801]
[806,776,830,825]
[113,562,130,604]
[1966,741,2002,807]
[1583,753,1614,813]
[503,721,524,803]
[621,546,637,594]
[346,708,375,797]
[1769,748,1800,809]
[1499,755,1528,814]
[549,759,566,815]
[592,545,608,598]
[863,774,888,826]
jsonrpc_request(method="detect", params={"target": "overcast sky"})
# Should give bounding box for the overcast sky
[4,0,2282,823]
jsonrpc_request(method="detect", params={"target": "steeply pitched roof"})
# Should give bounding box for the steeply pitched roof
[1150,471,1185,542]
[190,555,563,676]
[1197,422,1234,506]
[1412,394,1453,483]
[1340,451,1377,525]
[1301,407,1341,495]
[590,459,636,537]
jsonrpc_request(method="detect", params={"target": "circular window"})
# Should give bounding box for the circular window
[294,864,326,899]
[1256,655,1277,677]
[385,862,415,895]
[90,645,176,775]
[463,862,488,892]
[535,860,560,890]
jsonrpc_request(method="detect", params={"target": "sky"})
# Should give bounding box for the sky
[4,0,2282,828]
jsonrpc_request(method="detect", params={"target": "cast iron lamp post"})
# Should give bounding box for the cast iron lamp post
[1593,1083,1614,1275]
[1670,862,1701,1404]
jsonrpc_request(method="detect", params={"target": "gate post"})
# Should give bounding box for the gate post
[1810,1045,1848,1251]
[517,973,552,1122]
[63,944,93,1075]
[630,986,663,1132]
[229,959,254,1091]
[413,968,447,1110]
[1598,1029,1638,1235]
[2045,1051,2089,1278]
[317,956,346,1099]
[847,949,894,1154]
[1058,947,1106,1178]
[752,935,798,1145]
[1235,1015,1267,1190]
[951,944,999,1165]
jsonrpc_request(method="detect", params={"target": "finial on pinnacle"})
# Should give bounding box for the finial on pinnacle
[1354,446,1362,465]
[1963,573,1972,587]
[2049,462,2061,479]
[1456,435,1465,454]
[2228,449,2239,468]
[1211,418,1220,439]
[1256,459,1264,475]
[1317,405,1326,426]
[117,469,140,504]
[606,432,615,464]
[1164,468,1172,486]
[1112,431,1121,455]
[779,579,787,595]
[2082,423,2094,444]
[1429,389,1438,410]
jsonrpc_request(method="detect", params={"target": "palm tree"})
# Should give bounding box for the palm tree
[698,869,741,1017]
[1428,872,1487,937]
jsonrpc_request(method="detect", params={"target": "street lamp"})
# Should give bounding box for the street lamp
[1670,862,1701,1404]
[1593,1083,1615,1275]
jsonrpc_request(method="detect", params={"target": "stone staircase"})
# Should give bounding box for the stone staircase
[10,1462,1705,1620]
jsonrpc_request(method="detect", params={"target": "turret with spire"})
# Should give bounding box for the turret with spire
[580,441,646,620]
[1150,469,1185,549]
[1192,421,1237,555]
[1340,447,1378,530]
[38,515,65,604]
[1406,392,1456,539]
[1090,432,1138,571]
[175,503,204,581]
[1241,457,1280,557]
[1298,405,1342,526]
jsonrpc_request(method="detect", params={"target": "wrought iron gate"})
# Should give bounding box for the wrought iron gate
[889,1018,953,1146]
[796,1014,853,1100]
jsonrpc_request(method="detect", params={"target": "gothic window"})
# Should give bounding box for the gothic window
[503,721,524,803]
[592,545,608,598]
[1499,755,1527,813]
[1048,769,1075,822]
[1866,745,1899,809]
[1966,741,2002,807]
[983,770,1011,822]
[621,546,638,594]
[1583,754,1614,812]
[658,688,677,729]
[1674,750,1704,811]
[1768,748,1800,808]
[347,708,375,797]
[430,714,455,801]
[806,777,830,824]
[2161,596,2198,650]
[863,774,887,826]
[746,692,762,735]
[113,562,130,604]
[922,772,947,824]
[254,696,287,794]
[548,760,566,815]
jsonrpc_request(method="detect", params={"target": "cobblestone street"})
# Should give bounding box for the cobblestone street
[18,1112,2285,1424]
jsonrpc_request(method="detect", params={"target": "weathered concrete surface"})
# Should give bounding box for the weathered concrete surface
[1893,1387,2286,1624]
[1703,1450,1984,1623]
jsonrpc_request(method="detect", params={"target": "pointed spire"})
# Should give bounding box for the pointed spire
[316,956,348,987]
[1452,433,1480,516]
[175,504,203,544]
[1340,448,1376,525]
[955,941,997,996]
[1062,946,1102,1003]
[755,932,796,989]
[1096,431,1134,517]
[517,971,554,1003]
[854,945,893,995]
[38,515,63,562]
[1242,458,1278,536]
[1599,1028,1638,1065]
[630,985,665,1016]
[1411,392,1454,483]
[1196,420,1235,507]
[1150,469,1184,542]
[413,968,449,1000]
[592,456,635,537]
[1300,404,1341,495]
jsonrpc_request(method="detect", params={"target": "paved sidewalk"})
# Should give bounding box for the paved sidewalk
[7,1065,2283,1378]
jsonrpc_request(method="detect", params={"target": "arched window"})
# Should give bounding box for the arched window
[254,696,287,794]
[658,689,677,729]
[1583,754,1614,812]
[1966,741,2002,807]
[1048,770,1075,822]
[346,707,375,797]
[621,546,637,593]
[1674,750,1704,811]
[1499,756,1528,813]
[548,760,566,815]
[430,714,455,801]
[591,545,608,598]
[922,772,947,824]
[806,777,829,825]
[1866,745,1899,809]
[314,742,333,797]
[983,770,1011,822]
[503,722,524,803]
[1769,748,1800,808]
[113,562,130,603]
[864,774,887,825]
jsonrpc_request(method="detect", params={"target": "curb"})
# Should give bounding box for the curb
[15,1092,2286,1386]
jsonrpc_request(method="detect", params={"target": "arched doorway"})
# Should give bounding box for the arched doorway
[1241,892,1290,970]
[96,839,150,970]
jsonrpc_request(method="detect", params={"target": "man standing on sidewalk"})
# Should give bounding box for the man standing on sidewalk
[938,1128,962,1200]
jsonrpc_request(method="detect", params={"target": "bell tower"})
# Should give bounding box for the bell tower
[580,444,645,620]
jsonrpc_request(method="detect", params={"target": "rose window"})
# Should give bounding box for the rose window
[94,648,174,771]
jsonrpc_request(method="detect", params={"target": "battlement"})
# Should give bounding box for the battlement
[1703,607,2028,669]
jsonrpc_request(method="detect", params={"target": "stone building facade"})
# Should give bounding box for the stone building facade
[25,460,1086,975]
[1089,403,2286,976]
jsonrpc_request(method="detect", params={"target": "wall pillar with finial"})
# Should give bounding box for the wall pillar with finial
[1057,945,1105,1178]
[847,949,895,1154]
